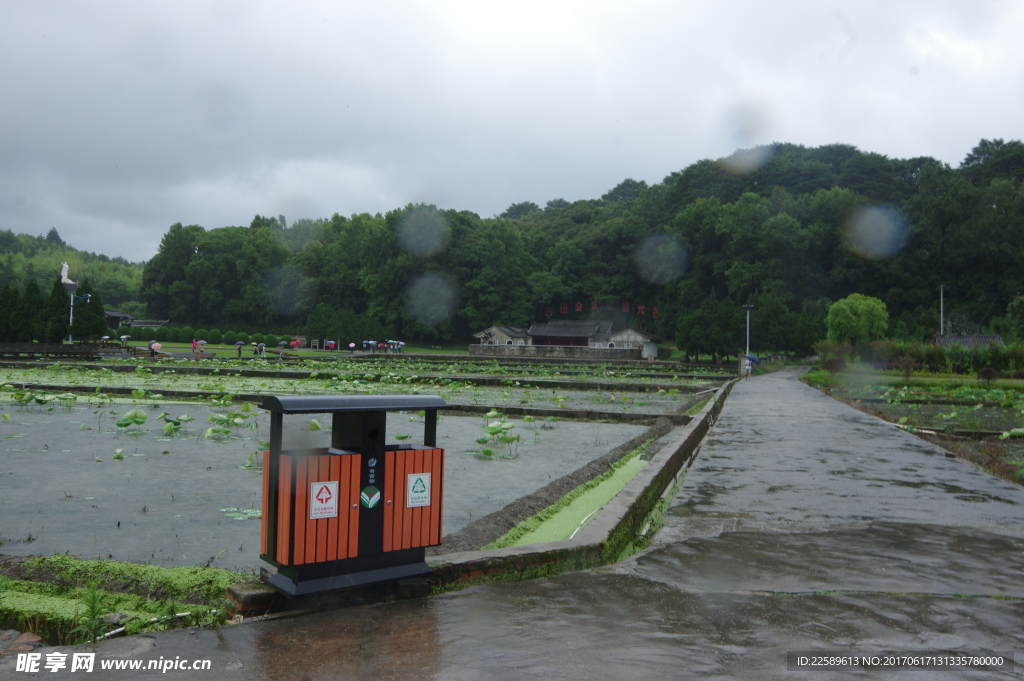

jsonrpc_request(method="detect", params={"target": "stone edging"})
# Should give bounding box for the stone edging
[424,378,736,591]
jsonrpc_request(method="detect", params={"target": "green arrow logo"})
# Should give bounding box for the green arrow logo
[360,486,380,508]
[411,477,427,494]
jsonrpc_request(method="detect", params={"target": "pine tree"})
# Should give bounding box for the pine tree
[0,284,19,342]
[19,282,45,342]
[70,280,107,341]
[42,279,70,343]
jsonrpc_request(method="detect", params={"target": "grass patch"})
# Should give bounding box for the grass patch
[684,398,711,416]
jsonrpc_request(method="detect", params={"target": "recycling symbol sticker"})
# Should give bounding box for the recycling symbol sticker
[309,481,338,519]
[360,486,381,508]
[407,473,431,508]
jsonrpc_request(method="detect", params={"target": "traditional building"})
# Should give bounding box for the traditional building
[473,325,529,346]
[472,319,662,360]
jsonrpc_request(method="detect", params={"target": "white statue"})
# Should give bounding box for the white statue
[60,262,74,284]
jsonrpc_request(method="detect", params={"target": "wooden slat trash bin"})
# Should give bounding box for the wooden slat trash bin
[259,394,449,596]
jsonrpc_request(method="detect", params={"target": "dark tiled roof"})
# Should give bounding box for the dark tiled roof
[474,325,528,339]
[935,334,1004,350]
[526,320,613,337]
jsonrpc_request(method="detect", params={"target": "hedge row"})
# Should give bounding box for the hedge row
[817,340,1024,373]
[115,326,293,346]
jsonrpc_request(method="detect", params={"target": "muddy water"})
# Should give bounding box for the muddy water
[7,368,1023,680]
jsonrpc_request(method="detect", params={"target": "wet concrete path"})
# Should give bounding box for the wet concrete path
[6,368,1023,680]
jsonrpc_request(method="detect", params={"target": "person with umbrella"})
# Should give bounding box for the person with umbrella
[148,339,161,358]
[119,334,130,347]
[196,339,207,359]
[742,354,760,380]
[236,340,245,358]
[257,341,266,358]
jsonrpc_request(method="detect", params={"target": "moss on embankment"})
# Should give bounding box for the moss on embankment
[0,554,246,644]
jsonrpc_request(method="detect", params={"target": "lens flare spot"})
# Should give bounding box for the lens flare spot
[397,206,449,257]
[716,145,776,176]
[634,234,688,285]
[404,274,457,325]
[842,206,908,259]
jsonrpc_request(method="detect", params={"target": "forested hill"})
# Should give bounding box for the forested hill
[5,139,1024,354]
[0,228,143,310]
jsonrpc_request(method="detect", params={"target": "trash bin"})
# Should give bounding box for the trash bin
[259,394,449,596]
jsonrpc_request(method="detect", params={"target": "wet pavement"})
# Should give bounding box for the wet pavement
[5,368,1023,680]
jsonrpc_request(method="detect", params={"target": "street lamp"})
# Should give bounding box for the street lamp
[742,304,754,357]
[68,293,91,343]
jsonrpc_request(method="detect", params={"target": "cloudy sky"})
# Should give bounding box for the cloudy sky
[1,1,1022,262]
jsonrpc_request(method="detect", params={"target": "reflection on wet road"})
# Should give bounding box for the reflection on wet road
[28,368,1023,680]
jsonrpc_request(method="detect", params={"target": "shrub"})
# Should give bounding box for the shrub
[154,326,169,342]
[867,341,895,364]
[207,329,222,344]
[223,330,237,345]
[236,332,249,345]
[814,340,851,361]
[178,326,195,344]
[823,357,846,374]
[978,367,998,385]
[194,329,209,342]
[895,355,919,381]
[115,325,132,339]
[263,334,278,346]
[249,333,264,345]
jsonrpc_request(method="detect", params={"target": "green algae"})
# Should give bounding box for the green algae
[483,440,654,550]
[508,457,648,546]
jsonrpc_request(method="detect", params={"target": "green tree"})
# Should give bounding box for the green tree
[602,178,648,202]
[45,227,65,246]
[0,284,19,341]
[140,223,206,320]
[70,280,108,341]
[826,293,889,345]
[960,138,1024,187]
[500,202,541,219]
[42,279,70,343]
[1006,296,1024,340]
[18,281,45,342]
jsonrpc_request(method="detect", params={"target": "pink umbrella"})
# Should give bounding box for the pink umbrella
[151,343,162,350]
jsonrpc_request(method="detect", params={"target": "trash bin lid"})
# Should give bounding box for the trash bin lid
[259,394,449,414]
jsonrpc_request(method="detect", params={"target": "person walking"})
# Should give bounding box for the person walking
[744,356,753,380]
[257,342,266,358]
